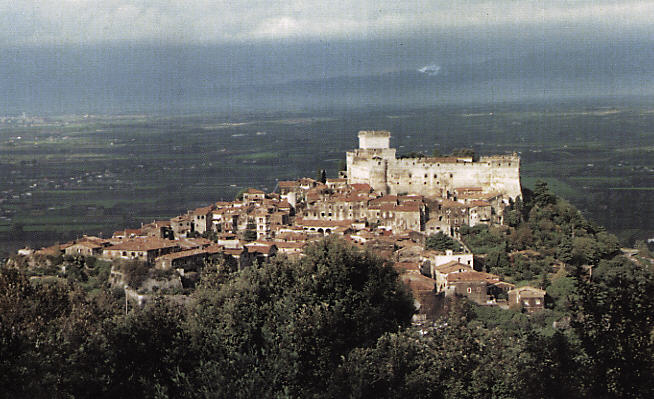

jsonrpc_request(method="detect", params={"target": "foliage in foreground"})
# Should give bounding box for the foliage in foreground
[1,185,654,398]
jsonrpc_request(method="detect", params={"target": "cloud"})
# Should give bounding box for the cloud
[418,65,441,76]
[0,1,652,46]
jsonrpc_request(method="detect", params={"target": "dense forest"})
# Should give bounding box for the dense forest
[1,183,653,398]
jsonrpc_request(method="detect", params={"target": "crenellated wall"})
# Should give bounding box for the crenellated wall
[346,131,522,200]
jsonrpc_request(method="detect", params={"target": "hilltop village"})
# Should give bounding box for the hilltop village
[15,131,544,317]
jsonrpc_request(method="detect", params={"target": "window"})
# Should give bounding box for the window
[467,287,472,293]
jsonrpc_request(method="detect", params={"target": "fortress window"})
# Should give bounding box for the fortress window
[508,163,511,166]
[434,174,437,178]
[408,173,412,178]
[424,173,428,178]
[424,182,427,185]
[449,173,453,178]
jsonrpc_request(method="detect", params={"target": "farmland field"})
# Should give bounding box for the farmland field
[2,98,654,256]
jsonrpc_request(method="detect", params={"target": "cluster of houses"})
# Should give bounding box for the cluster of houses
[18,176,544,317]
[15,132,546,316]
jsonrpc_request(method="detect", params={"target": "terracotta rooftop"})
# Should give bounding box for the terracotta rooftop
[441,199,467,209]
[246,244,275,255]
[394,262,421,273]
[245,188,265,194]
[156,248,207,261]
[509,286,546,297]
[193,205,215,215]
[400,273,437,292]
[350,183,372,192]
[446,271,500,283]
[278,180,299,188]
[434,261,473,274]
[105,238,179,252]
[69,241,103,249]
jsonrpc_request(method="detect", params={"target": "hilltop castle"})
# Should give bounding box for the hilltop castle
[346,130,522,200]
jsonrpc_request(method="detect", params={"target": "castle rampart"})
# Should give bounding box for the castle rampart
[346,131,521,200]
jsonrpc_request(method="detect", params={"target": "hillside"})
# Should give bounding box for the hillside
[1,182,653,398]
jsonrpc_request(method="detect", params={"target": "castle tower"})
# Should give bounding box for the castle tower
[358,130,390,149]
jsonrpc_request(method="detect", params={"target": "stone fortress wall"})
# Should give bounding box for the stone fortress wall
[346,130,521,200]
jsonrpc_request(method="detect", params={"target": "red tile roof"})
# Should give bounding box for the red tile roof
[105,238,179,252]
[156,248,207,261]
[446,271,500,283]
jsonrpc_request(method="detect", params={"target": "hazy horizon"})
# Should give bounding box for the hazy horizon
[2,1,654,115]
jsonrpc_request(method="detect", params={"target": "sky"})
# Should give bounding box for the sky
[2,1,653,114]
[2,1,653,45]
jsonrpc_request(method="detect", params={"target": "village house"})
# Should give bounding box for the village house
[102,238,180,264]
[508,286,546,312]
[422,248,474,279]
[170,214,192,238]
[242,187,265,202]
[431,260,474,292]
[444,270,503,305]
[155,248,208,271]
[64,241,104,257]
[191,205,215,235]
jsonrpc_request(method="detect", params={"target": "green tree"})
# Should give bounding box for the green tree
[450,148,475,158]
[316,168,327,183]
[425,232,462,252]
[533,180,557,207]
[572,257,654,398]
[186,238,415,397]
[105,298,190,398]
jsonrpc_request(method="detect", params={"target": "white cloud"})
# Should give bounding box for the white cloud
[0,1,652,45]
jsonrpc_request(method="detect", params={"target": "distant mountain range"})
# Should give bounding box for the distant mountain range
[2,43,653,115]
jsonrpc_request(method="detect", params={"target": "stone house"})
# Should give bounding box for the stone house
[65,241,104,257]
[102,238,180,264]
[191,205,215,235]
[508,286,546,312]
[422,249,474,279]
[444,270,502,304]
[242,188,266,202]
[155,248,208,271]
[170,214,192,238]
[431,260,474,292]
